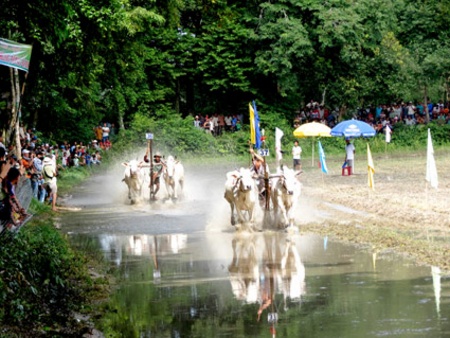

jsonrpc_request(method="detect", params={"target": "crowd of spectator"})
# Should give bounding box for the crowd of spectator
[193,113,244,136]
[293,99,450,134]
[0,122,113,221]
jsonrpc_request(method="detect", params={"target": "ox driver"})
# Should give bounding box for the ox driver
[249,146,270,206]
[144,151,164,200]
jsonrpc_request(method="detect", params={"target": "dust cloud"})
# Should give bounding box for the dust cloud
[63,146,323,235]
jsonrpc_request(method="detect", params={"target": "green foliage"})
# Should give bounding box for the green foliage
[0,224,93,334]
[115,110,220,155]
[2,0,450,150]
[56,165,96,195]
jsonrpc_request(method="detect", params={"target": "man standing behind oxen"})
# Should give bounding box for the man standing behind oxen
[249,147,269,203]
[144,150,164,200]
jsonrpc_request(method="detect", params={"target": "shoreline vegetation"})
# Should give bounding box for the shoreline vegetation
[0,165,111,337]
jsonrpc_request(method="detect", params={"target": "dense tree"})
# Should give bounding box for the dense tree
[1,0,450,145]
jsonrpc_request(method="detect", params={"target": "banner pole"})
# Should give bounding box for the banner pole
[149,139,154,201]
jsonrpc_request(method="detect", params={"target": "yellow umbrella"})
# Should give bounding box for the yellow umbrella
[293,122,332,138]
[293,122,331,166]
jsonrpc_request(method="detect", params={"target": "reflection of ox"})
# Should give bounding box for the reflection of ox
[271,166,301,228]
[122,160,144,204]
[163,156,184,199]
[224,168,258,227]
[281,238,306,302]
[228,235,259,303]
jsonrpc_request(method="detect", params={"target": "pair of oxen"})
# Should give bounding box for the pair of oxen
[224,165,301,231]
[122,156,184,204]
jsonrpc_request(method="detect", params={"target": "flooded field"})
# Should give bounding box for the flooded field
[59,161,450,337]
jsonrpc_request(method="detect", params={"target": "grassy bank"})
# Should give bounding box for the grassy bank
[0,165,109,337]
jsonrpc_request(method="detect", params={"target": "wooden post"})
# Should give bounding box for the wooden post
[148,138,154,200]
[264,155,270,211]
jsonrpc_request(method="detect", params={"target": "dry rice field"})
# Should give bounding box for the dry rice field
[296,148,450,272]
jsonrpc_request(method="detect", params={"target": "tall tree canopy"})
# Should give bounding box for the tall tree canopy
[1,0,450,143]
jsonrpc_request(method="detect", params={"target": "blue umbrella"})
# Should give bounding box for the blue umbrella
[330,119,376,138]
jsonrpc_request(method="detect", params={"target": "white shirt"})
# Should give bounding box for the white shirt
[102,126,110,137]
[345,143,355,160]
[292,145,302,160]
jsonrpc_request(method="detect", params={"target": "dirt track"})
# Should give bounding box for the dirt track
[296,149,450,272]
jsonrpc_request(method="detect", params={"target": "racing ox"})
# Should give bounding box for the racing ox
[163,155,184,199]
[270,166,301,229]
[224,167,258,230]
[122,159,144,204]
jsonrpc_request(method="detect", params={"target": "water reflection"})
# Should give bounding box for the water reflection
[97,233,188,281]
[61,169,449,337]
[228,232,306,331]
[66,231,449,337]
[432,266,441,318]
[228,234,259,303]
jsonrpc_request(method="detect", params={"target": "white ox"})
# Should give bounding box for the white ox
[122,160,144,204]
[163,156,184,199]
[270,166,301,229]
[224,168,258,228]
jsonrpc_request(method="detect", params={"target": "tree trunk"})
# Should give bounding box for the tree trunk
[7,68,21,156]
[32,108,38,129]
[339,105,347,122]
[118,111,125,130]
[424,85,429,124]
[321,86,327,106]
[175,77,180,115]
[446,76,449,103]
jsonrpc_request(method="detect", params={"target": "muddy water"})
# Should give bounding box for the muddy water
[60,164,449,338]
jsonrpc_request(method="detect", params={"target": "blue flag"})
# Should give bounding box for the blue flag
[318,140,328,174]
[249,100,262,149]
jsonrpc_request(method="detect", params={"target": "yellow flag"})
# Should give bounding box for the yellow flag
[249,103,256,145]
[367,143,375,190]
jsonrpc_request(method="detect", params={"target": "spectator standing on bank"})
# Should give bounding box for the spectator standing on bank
[43,157,58,211]
[1,167,29,228]
[102,122,110,143]
[218,114,225,135]
[31,151,45,201]
[344,138,355,175]
[225,115,232,131]
[94,124,103,143]
[292,140,302,172]
[194,115,201,128]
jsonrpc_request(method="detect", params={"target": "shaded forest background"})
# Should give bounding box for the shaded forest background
[1,0,450,148]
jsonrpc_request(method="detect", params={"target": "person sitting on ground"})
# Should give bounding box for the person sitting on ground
[79,154,87,166]
[93,150,102,164]
[0,167,29,228]
[144,151,164,200]
[73,154,79,167]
